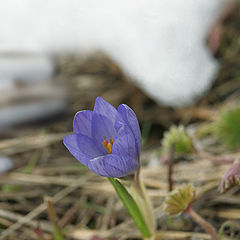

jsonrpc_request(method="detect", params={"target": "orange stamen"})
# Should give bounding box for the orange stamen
[102,138,114,154]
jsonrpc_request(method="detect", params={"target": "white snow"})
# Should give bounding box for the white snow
[0,0,225,106]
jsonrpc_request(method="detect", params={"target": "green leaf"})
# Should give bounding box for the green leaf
[108,177,151,237]
[83,201,106,214]
[53,225,65,240]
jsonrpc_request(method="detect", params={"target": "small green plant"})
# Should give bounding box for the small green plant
[162,125,194,155]
[164,185,218,240]
[216,106,240,150]
[164,184,195,216]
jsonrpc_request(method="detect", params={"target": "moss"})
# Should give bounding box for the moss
[216,106,240,150]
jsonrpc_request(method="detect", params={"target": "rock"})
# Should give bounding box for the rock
[0,156,13,174]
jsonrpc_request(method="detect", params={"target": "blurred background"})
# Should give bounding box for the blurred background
[0,1,239,130]
[0,1,240,239]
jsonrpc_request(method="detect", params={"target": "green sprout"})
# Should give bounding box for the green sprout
[164,185,218,240]
[216,106,240,150]
[162,125,194,155]
[164,184,195,216]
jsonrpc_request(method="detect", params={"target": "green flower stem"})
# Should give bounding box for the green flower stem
[108,177,151,238]
[187,208,218,240]
[131,176,156,238]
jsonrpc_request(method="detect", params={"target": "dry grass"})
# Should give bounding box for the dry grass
[0,126,240,239]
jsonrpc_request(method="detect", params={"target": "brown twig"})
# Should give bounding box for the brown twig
[168,143,175,192]
[58,202,81,227]
[195,149,234,164]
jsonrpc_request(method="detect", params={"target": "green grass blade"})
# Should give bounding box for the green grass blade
[53,225,65,240]
[108,177,151,237]
[218,220,240,240]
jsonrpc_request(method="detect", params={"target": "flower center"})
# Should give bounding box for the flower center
[102,138,114,154]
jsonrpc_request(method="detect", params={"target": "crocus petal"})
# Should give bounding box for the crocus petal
[92,112,117,153]
[111,124,137,159]
[117,104,141,156]
[219,162,240,193]
[63,96,141,178]
[93,97,118,124]
[88,154,138,177]
[73,110,92,137]
[63,134,103,166]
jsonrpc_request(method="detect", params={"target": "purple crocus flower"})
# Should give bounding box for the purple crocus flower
[63,97,141,178]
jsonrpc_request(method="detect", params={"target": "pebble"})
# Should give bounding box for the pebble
[0,156,13,174]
